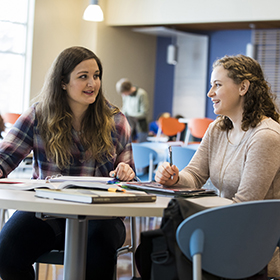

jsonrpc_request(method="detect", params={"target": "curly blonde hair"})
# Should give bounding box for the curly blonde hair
[214,54,280,130]
[36,46,119,169]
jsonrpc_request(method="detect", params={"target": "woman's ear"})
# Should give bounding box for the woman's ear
[61,82,66,90]
[239,80,250,96]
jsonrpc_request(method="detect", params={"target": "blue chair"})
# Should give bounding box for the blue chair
[171,146,196,171]
[176,200,280,280]
[132,143,158,182]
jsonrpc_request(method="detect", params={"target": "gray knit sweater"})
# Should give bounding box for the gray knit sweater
[176,118,280,276]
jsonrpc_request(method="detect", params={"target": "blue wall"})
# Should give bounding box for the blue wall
[153,37,174,120]
[153,29,252,121]
[206,29,252,119]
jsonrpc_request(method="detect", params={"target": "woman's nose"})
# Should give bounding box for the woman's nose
[207,86,214,98]
[87,78,95,87]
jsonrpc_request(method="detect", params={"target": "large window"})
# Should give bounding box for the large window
[252,29,280,110]
[0,0,34,114]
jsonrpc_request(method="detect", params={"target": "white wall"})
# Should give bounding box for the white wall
[172,33,208,118]
[30,0,82,100]
[95,1,156,117]
[106,0,280,26]
[30,0,156,122]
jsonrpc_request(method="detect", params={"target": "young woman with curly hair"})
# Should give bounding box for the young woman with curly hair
[155,54,280,277]
[0,46,135,279]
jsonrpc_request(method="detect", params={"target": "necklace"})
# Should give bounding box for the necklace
[217,129,247,196]
[73,128,83,136]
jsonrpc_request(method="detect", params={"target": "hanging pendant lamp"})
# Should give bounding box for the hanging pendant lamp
[83,0,104,22]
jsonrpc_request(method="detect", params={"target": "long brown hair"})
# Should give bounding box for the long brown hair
[213,54,280,130]
[36,46,119,169]
[0,115,5,139]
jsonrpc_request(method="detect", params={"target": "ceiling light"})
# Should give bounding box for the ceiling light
[83,0,104,22]
[167,37,178,65]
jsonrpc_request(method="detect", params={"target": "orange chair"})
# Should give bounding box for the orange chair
[3,113,21,125]
[157,117,186,142]
[185,118,214,144]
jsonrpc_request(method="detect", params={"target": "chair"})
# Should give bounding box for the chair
[176,200,280,280]
[132,143,158,182]
[140,142,169,164]
[185,118,213,144]
[157,117,186,142]
[114,217,139,279]
[131,143,161,260]
[34,250,64,280]
[34,217,139,280]
[2,113,21,126]
[171,146,196,171]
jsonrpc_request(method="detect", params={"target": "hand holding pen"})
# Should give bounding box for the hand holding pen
[154,148,179,186]
[109,162,135,182]
[169,146,173,179]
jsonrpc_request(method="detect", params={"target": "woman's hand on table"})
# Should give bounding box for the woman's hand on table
[109,162,135,182]
[155,162,179,186]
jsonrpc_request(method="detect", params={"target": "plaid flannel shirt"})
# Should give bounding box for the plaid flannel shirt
[0,103,135,179]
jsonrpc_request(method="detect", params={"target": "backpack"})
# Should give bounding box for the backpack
[136,198,267,280]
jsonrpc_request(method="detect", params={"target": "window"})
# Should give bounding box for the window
[252,29,280,109]
[0,0,34,114]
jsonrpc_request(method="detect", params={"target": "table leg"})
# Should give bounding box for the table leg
[131,217,141,278]
[63,218,88,280]
[0,209,6,230]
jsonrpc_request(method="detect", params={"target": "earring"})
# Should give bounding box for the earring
[62,86,66,90]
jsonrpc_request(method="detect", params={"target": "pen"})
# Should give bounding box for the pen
[0,181,23,184]
[134,176,141,182]
[107,188,126,193]
[107,178,120,184]
[168,146,173,166]
[168,146,173,180]
[108,176,140,183]
[78,188,126,194]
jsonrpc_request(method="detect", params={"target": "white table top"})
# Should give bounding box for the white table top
[0,188,170,217]
[0,187,232,218]
[178,118,191,123]
[0,180,233,280]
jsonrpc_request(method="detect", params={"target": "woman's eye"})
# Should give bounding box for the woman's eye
[93,74,100,80]
[209,83,221,91]
[80,74,87,79]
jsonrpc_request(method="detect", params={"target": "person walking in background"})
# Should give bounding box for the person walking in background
[0,46,135,280]
[155,54,280,277]
[116,78,149,142]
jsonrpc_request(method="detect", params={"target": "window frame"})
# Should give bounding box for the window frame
[0,0,35,114]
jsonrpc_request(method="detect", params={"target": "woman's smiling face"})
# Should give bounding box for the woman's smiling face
[65,58,101,111]
[207,65,245,120]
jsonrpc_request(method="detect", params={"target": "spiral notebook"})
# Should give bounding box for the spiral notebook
[121,182,216,197]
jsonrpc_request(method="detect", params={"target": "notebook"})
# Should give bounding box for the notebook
[0,179,122,192]
[47,176,113,183]
[121,182,216,197]
[35,188,157,204]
